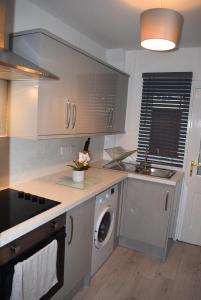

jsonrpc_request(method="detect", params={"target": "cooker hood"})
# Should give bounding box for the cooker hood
[0,0,58,80]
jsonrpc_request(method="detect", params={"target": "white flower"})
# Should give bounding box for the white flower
[79,152,90,163]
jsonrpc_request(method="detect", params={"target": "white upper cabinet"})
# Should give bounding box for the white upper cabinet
[94,62,116,133]
[71,51,96,134]
[9,30,129,139]
[37,34,76,136]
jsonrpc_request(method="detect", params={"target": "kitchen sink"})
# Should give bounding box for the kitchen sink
[135,167,176,179]
[105,162,176,179]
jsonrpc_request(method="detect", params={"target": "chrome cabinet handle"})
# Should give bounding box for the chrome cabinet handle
[106,109,110,128]
[75,104,77,127]
[107,108,113,128]
[65,101,69,128]
[68,215,74,245]
[109,108,114,128]
[10,245,21,255]
[65,101,71,128]
[72,104,77,129]
[108,109,111,128]
[165,191,169,211]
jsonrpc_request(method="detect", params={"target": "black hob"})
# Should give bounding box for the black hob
[0,189,60,233]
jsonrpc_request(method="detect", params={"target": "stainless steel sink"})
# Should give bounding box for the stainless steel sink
[105,162,176,179]
[136,167,176,179]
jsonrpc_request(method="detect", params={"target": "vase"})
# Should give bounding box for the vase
[72,170,85,183]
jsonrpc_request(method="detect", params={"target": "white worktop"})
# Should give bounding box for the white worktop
[92,160,184,186]
[0,167,127,247]
[0,162,183,248]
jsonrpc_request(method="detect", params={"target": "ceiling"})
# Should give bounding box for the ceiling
[28,0,201,49]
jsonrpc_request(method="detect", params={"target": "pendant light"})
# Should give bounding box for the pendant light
[140,5,184,51]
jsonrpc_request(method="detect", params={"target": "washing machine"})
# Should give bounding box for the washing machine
[91,184,118,276]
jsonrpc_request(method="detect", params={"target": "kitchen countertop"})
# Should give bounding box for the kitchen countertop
[0,167,127,247]
[0,162,183,248]
[92,160,184,186]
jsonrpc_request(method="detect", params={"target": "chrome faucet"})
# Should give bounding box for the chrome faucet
[144,146,149,170]
[140,145,150,171]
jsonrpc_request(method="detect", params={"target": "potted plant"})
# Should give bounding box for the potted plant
[68,152,90,182]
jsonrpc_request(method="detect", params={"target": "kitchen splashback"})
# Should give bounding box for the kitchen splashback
[9,136,104,183]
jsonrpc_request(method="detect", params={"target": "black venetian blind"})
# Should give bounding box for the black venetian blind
[137,72,193,167]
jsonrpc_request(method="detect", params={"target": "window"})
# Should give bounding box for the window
[137,72,193,167]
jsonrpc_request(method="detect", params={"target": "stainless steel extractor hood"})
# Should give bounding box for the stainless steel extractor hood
[0,0,58,80]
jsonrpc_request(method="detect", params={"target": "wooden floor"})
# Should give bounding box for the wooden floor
[73,242,201,300]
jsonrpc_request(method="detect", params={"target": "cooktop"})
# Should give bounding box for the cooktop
[0,189,60,233]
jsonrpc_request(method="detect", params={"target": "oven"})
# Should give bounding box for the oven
[0,213,66,300]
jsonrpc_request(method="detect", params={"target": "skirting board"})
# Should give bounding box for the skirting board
[119,236,174,260]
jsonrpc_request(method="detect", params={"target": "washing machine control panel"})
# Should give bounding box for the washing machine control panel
[96,186,117,205]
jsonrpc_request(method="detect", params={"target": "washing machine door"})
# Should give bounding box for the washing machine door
[94,206,115,249]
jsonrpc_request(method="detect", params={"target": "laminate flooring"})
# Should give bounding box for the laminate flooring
[73,242,201,300]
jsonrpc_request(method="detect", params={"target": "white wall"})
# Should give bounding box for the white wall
[0,80,9,187]
[106,49,126,72]
[13,0,106,61]
[0,81,8,137]
[0,137,9,187]
[8,0,106,183]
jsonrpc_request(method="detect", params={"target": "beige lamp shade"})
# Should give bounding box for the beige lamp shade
[140,8,184,51]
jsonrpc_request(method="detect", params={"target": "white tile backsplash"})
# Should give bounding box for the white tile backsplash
[9,136,104,183]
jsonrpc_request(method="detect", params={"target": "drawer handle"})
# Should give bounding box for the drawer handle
[10,245,21,255]
[165,191,169,211]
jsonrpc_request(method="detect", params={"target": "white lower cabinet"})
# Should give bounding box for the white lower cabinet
[119,178,181,259]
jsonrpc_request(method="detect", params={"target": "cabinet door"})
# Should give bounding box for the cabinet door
[37,34,76,136]
[121,178,173,248]
[111,72,128,133]
[71,52,96,134]
[63,198,95,297]
[93,62,117,133]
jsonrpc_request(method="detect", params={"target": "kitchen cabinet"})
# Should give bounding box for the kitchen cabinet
[34,34,77,136]
[119,178,181,259]
[93,62,114,133]
[94,63,128,133]
[63,198,95,299]
[38,47,97,136]
[9,29,129,138]
[112,71,128,133]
